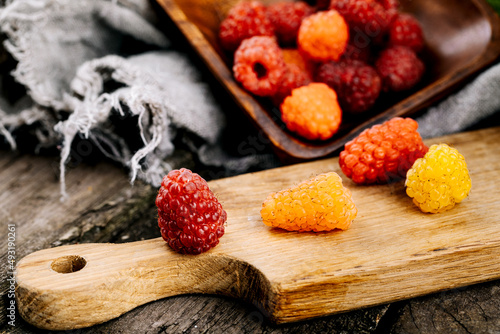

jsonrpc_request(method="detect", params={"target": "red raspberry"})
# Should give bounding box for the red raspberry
[339,117,428,184]
[271,63,311,106]
[281,83,342,140]
[297,10,349,62]
[377,0,399,11]
[316,60,381,114]
[267,1,314,46]
[388,14,424,52]
[233,36,286,96]
[312,0,332,10]
[376,0,399,23]
[156,168,226,254]
[330,0,392,43]
[375,45,425,92]
[271,48,313,105]
[341,38,372,63]
[218,1,274,52]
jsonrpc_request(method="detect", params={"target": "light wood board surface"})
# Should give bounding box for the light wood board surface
[16,127,500,330]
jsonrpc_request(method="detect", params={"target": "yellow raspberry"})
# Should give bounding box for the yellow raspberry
[261,172,357,232]
[281,83,342,140]
[405,144,471,213]
[297,10,349,61]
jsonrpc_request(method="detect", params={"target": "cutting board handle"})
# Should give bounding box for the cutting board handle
[15,238,273,330]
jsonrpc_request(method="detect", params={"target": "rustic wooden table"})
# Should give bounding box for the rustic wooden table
[2,126,500,333]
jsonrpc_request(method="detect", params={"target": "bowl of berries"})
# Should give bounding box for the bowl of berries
[156,0,500,161]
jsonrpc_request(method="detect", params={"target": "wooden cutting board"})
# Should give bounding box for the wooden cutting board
[16,127,500,330]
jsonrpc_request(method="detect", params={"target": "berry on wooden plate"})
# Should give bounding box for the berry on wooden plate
[297,10,349,61]
[330,0,393,43]
[267,1,314,46]
[375,45,425,92]
[156,168,227,255]
[388,13,425,52]
[218,1,274,52]
[315,59,381,114]
[271,62,311,106]
[280,83,342,140]
[282,48,315,79]
[233,36,286,96]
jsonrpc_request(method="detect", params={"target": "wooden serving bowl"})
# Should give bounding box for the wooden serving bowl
[156,0,500,161]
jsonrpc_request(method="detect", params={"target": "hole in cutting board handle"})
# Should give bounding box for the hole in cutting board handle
[51,255,87,274]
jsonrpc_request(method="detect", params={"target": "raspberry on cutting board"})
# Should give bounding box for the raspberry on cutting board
[280,83,342,140]
[406,144,472,213]
[339,117,428,184]
[156,168,227,254]
[261,172,357,232]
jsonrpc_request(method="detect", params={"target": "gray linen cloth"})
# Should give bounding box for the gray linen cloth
[416,63,500,138]
[0,0,499,199]
[0,0,273,199]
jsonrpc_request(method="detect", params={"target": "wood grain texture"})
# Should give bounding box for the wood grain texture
[386,281,500,333]
[0,151,387,334]
[155,0,500,161]
[0,152,156,328]
[15,127,500,330]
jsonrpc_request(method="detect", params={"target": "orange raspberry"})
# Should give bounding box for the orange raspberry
[282,48,315,79]
[297,10,349,61]
[261,172,357,232]
[281,83,342,140]
[339,117,428,184]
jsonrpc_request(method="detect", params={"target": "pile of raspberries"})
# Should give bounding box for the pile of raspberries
[219,0,426,140]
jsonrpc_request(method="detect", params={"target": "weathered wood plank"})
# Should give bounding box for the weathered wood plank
[387,281,500,334]
[14,126,500,330]
[3,126,500,333]
[82,297,387,334]
[0,151,387,333]
[0,152,157,330]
